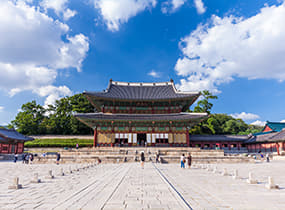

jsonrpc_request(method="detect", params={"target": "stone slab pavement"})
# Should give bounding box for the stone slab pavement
[0,160,284,209]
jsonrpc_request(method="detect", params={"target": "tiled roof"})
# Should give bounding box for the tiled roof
[190,135,249,142]
[0,136,5,142]
[253,131,273,136]
[264,121,285,132]
[0,128,34,141]
[84,80,199,101]
[245,130,285,143]
[75,112,207,122]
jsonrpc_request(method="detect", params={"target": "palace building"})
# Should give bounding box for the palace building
[0,128,33,154]
[75,79,208,147]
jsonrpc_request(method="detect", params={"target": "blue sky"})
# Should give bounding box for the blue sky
[0,0,285,126]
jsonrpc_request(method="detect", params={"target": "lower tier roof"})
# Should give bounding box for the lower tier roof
[190,135,249,142]
[0,128,34,142]
[75,112,207,122]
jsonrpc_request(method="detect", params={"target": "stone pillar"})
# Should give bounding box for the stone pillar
[94,127,97,148]
[247,172,258,184]
[266,176,279,189]
[8,177,22,189]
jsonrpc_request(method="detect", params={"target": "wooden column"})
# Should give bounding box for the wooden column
[186,128,190,147]
[93,127,98,147]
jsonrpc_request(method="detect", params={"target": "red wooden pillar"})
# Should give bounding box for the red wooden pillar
[93,127,98,148]
[276,142,280,155]
[186,128,190,147]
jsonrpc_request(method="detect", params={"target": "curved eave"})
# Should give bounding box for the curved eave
[75,112,208,124]
[83,92,200,102]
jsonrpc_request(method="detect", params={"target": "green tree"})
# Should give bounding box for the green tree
[10,101,46,135]
[43,94,93,135]
[189,113,251,135]
[194,90,218,114]
[10,94,94,135]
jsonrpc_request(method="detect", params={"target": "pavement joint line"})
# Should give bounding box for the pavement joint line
[53,165,120,209]
[152,163,192,210]
[100,164,133,210]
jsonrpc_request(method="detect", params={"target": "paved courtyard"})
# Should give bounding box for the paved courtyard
[0,160,285,209]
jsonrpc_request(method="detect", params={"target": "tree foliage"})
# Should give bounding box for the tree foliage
[10,94,93,135]
[194,90,218,114]
[189,90,262,135]
[189,113,262,135]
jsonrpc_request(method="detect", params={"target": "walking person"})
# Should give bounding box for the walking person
[266,153,270,162]
[13,154,18,163]
[25,153,29,164]
[29,153,34,164]
[141,151,145,169]
[76,143,79,150]
[56,153,61,165]
[22,153,25,164]
[156,152,160,163]
[180,154,185,168]
[187,153,192,169]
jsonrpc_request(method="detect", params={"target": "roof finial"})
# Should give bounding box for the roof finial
[170,78,174,83]
[110,78,113,83]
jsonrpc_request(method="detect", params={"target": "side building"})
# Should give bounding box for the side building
[245,121,285,154]
[0,128,33,154]
[75,79,208,147]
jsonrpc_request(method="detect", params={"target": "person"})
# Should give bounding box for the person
[22,153,25,164]
[180,154,185,168]
[156,152,160,163]
[187,153,192,169]
[260,152,264,161]
[56,153,61,165]
[141,151,145,169]
[13,154,18,163]
[29,153,34,164]
[25,153,29,164]
[266,153,270,162]
[76,143,79,150]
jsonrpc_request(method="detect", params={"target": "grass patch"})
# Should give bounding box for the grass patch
[24,138,93,148]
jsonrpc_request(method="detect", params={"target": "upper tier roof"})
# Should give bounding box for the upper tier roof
[263,121,285,132]
[84,80,200,101]
[0,128,34,141]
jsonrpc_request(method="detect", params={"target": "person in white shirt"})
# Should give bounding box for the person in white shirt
[180,154,185,168]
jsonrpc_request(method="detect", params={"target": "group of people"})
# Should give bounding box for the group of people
[17,153,34,164]
[139,151,192,169]
[180,153,192,169]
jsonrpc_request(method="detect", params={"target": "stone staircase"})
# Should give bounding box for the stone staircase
[30,147,252,164]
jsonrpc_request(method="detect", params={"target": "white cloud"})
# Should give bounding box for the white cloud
[63,8,77,21]
[194,0,205,14]
[36,85,73,107]
[230,112,260,121]
[0,106,4,112]
[251,120,266,127]
[0,1,89,104]
[148,70,160,78]
[40,0,77,21]
[175,3,285,92]
[161,0,186,13]
[94,0,157,31]
[280,119,285,123]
